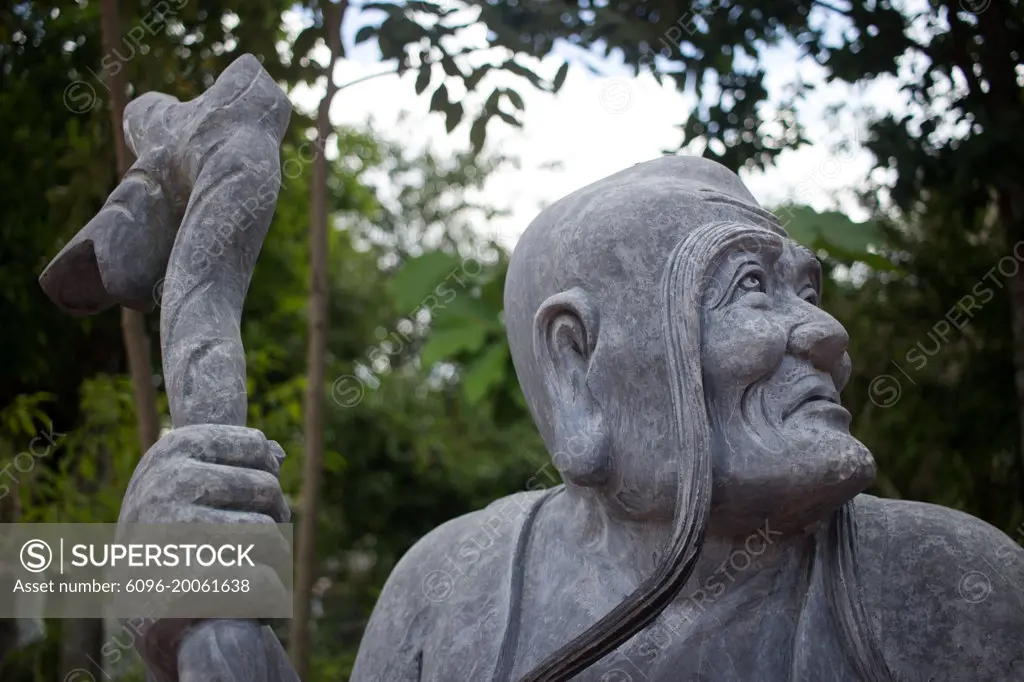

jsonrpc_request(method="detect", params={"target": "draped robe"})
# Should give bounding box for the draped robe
[351,486,1023,681]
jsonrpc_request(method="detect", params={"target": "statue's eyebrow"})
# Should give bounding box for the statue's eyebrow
[789,244,822,292]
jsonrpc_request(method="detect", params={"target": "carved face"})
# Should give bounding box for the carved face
[699,232,876,534]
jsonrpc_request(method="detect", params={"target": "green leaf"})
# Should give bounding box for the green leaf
[444,101,464,133]
[470,114,489,153]
[776,205,819,248]
[389,251,463,311]
[464,65,492,91]
[820,215,884,253]
[407,1,441,13]
[16,410,34,437]
[80,456,96,482]
[504,88,525,111]
[323,450,348,473]
[776,204,886,256]
[503,60,544,89]
[496,110,520,127]
[851,250,899,272]
[441,55,460,77]
[432,295,502,331]
[478,264,506,312]
[511,384,529,411]
[462,342,509,403]
[415,63,431,95]
[361,2,402,13]
[420,325,488,367]
[291,27,319,61]
[354,25,377,45]
[553,62,569,92]
[429,84,449,113]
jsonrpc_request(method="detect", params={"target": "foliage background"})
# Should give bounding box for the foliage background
[1,0,1022,679]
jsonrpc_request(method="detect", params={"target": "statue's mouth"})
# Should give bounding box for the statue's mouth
[782,379,843,421]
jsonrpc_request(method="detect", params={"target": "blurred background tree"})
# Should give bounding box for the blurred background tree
[1,0,1022,679]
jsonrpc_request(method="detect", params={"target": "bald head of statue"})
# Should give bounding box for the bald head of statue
[504,155,876,537]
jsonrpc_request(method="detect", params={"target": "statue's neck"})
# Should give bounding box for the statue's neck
[554,487,813,597]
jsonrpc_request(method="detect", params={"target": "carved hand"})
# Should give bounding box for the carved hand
[117,425,292,680]
[40,54,298,682]
[120,425,289,527]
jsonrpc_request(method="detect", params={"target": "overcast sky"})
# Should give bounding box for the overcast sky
[284,4,906,249]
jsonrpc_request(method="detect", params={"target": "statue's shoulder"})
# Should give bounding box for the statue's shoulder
[382,487,552,600]
[850,494,1024,679]
[350,488,553,681]
[851,493,1022,564]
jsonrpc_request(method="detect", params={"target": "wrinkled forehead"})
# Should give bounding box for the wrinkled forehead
[564,186,788,286]
[689,188,785,235]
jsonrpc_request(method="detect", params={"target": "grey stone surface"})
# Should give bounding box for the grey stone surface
[41,54,298,682]
[350,156,1024,681]
[42,52,1024,680]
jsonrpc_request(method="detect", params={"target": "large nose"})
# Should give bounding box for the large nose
[787,307,850,378]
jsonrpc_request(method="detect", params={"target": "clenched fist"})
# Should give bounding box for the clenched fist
[117,424,292,681]
[119,424,290,526]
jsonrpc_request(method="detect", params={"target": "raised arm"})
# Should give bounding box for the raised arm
[40,54,298,682]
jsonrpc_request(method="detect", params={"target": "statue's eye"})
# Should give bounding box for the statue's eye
[737,271,766,294]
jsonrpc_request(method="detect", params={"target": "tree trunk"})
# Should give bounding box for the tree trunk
[999,189,1024,513]
[99,0,161,455]
[289,3,345,677]
[57,1,164,678]
[977,0,1024,519]
[122,308,160,451]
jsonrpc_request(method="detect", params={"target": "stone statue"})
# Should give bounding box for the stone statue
[348,157,1024,681]
[41,55,298,682]
[42,54,1023,681]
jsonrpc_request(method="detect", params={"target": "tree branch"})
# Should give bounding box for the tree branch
[336,67,398,92]
[810,0,853,17]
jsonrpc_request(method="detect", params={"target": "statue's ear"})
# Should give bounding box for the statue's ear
[533,288,610,487]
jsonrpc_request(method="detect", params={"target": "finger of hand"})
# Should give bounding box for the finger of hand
[190,462,289,522]
[156,425,280,476]
[268,440,286,471]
